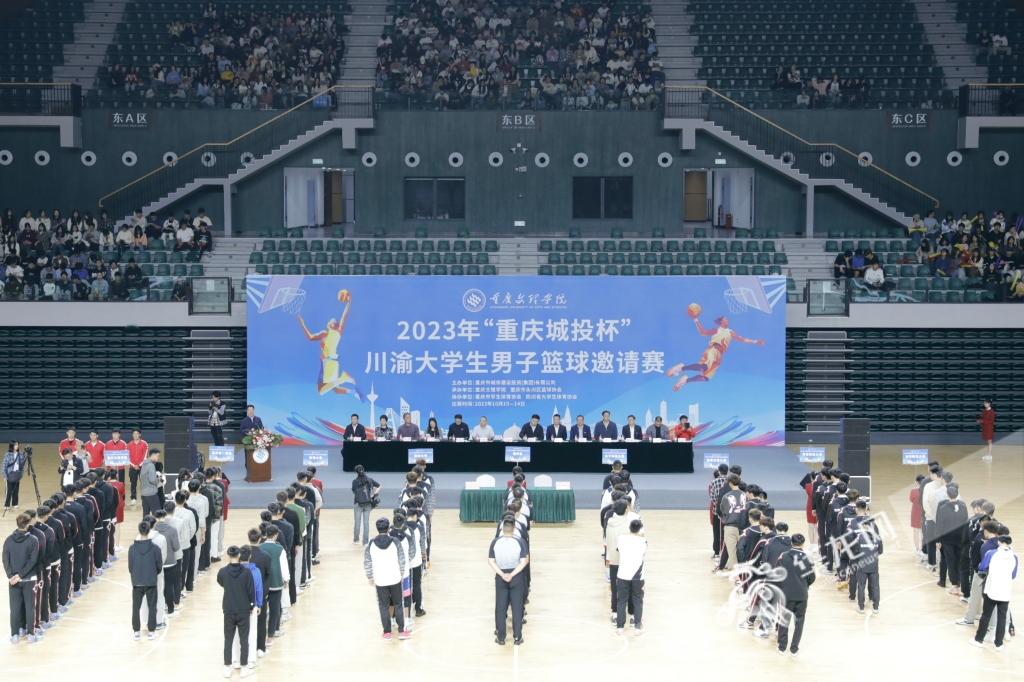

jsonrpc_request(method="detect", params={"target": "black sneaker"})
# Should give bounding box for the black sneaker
[211,557,222,563]
[495,637,505,645]
[514,637,524,645]
[415,609,427,617]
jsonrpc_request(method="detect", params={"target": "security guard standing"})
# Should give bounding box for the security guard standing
[488,516,528,645]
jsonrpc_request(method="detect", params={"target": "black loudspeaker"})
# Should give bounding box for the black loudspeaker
[838,418,870,477]
[163,416,197,490]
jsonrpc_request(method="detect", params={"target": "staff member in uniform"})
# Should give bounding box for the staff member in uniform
[447,414,470,440]
[104,429,128,484]
[126,429,149,506]
[546,414,567,441]
[519,415,544,441]
[488,517,528,646]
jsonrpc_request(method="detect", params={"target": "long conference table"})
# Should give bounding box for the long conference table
[340,440,695,474]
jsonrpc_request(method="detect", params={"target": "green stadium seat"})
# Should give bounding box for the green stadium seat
[693,228,708,238]
[281,252,296,264]
[548,253,562,264]
[735,265,749,275]
[298,252,312,264]
[554,240,569,251]
[682,240,696,252]
[369,265,383,275]
[945,291,962,302]
[302,264,317,275]
[453,240,467,252]
[248,252,264,264]
[756,253,771,264]
[314,252,328,264]
[666,240,680,252]
[750,228,765,239]
[262,240,276,251]
[172,264,187,277]
[320,265,335,275]
[572,265,586,276]
[654,266,667,276]
[169,251,184,263]
[605,265,619,275]
[254,264,268,275]
[610,228,623,239]
[294,239,308,251]
[773,253,788,264]
[271,265,285,275]
[342,239,356,251]
[141,264,154,276]
[286,265,301,275]
[555,265,569,276]
[751,266,766,276]
[636,265,651,275]
[588,265,602,276]
[621,266,636,276]
[336,265,351,275]
[485,240,499,252]
[483,266,497,275]
[415,228,428,239]
[698,240,712,252]
[768,266,782,276]
[930,277,947,291]
[278,239,292,251]
[686,265,700,276]
[539,240,553,252]
[188,265,204,276]
[729,240,744,252]
[718,265,733,275]
[927,291,944,303]
[701,265,716,275]
[310,240,324,251]
[353,265,367,275]
[670,266,684,275]
[437,240,451,252]
[714,240,728,252]
[708,253,722,265]
[387,265,401,275]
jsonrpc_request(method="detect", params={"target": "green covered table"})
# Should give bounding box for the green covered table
[459,487,576,523]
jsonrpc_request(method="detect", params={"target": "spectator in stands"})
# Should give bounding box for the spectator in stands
[796,89,810,109]
[850,249,866,278]
[22,262,39,301]
[175,222,195,252]
[115,224,134,258]
[864,263,888,291]
[125,259,144,289]
[71,274,88,301]
[172,278,192,302]
[907,213,926,246]
[192,209,212,231]
[56,271,71,300]
[110,273,129,301]
[992,31,1011,56]
[786,64,803,89]
[196,224,213,257]
[827,74,842,108]
[977,29,993,57]
[132,227,148,252]
[916,238,933,264]
[90,272,109,301]
[933,248,953,277]
[770,65,786,90]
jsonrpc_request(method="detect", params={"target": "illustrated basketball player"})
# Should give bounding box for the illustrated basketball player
[666,311,765,391]
[297,289,365,400]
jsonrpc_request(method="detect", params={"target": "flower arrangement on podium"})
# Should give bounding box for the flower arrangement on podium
[242,428,283,450]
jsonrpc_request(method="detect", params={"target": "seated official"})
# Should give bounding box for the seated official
[447,414,470,440]
[645,416,670,441]
[546,414,568,441]
[621,415,643,441]
[397,412,421,440]
[472,416,495,442]
[569,415,592,441]
[593,411,618,441]
[519,414,544,441]
[344,413,366,440]
[673,415,696,442]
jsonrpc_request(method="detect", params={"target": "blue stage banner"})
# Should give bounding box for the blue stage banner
[246,275,786,446]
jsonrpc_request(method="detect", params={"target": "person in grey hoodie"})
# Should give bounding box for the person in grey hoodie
[139,450,163,516]
[128,520,162,639]
[153,508,182,617]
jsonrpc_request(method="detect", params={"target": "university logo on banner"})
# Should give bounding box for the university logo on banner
[108,110,153,129]
[498,112,539,130]
[886,111,930,130]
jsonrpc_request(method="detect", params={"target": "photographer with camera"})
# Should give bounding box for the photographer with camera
[209,392,226,447]
[3,441,26,510]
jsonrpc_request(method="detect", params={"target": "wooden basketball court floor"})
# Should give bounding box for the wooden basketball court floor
[1,442,1021,680]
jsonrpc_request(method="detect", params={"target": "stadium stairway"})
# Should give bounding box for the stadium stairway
[665,117,915,226]
[339,0,386,85]
[51,0,128,92]
[648,0,703,86]
[911,0,990,87]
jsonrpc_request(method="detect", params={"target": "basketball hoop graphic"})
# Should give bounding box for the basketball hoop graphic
[724,287,753,314]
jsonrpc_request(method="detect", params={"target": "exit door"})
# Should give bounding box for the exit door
[684,170,709,221]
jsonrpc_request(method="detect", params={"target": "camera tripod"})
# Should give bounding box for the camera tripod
[2,447,41,517]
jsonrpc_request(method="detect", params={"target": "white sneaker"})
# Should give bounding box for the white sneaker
[969,638,983,648]
[257,649,267,658]
[281,614,292,622]
[232,661,242,669]
[131,499,136,506]
[240,669,254,679]
[223,666,232,678]
[982,455,993,462]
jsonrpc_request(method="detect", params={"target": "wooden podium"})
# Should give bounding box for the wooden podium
[244,446,273,483]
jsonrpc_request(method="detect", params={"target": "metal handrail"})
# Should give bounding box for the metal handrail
[958,83,1024,117]
[98,85,371,218]
[664,85,939,215]
[0,83,81,117]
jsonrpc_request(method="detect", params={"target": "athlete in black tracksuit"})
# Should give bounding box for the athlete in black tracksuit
[63,487,88,596]
[51,495,78,606]
[773,538,816,655]
[25,516,48,636]
[850,506,883,612]
[32,511,58,630]
[43,503,67,618]
[3,518,40,640]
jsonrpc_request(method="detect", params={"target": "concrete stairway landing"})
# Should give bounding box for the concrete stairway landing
[51,0,130,92]
[340,0,387,85]
[647,0,703,86]
[911,0,990,88]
